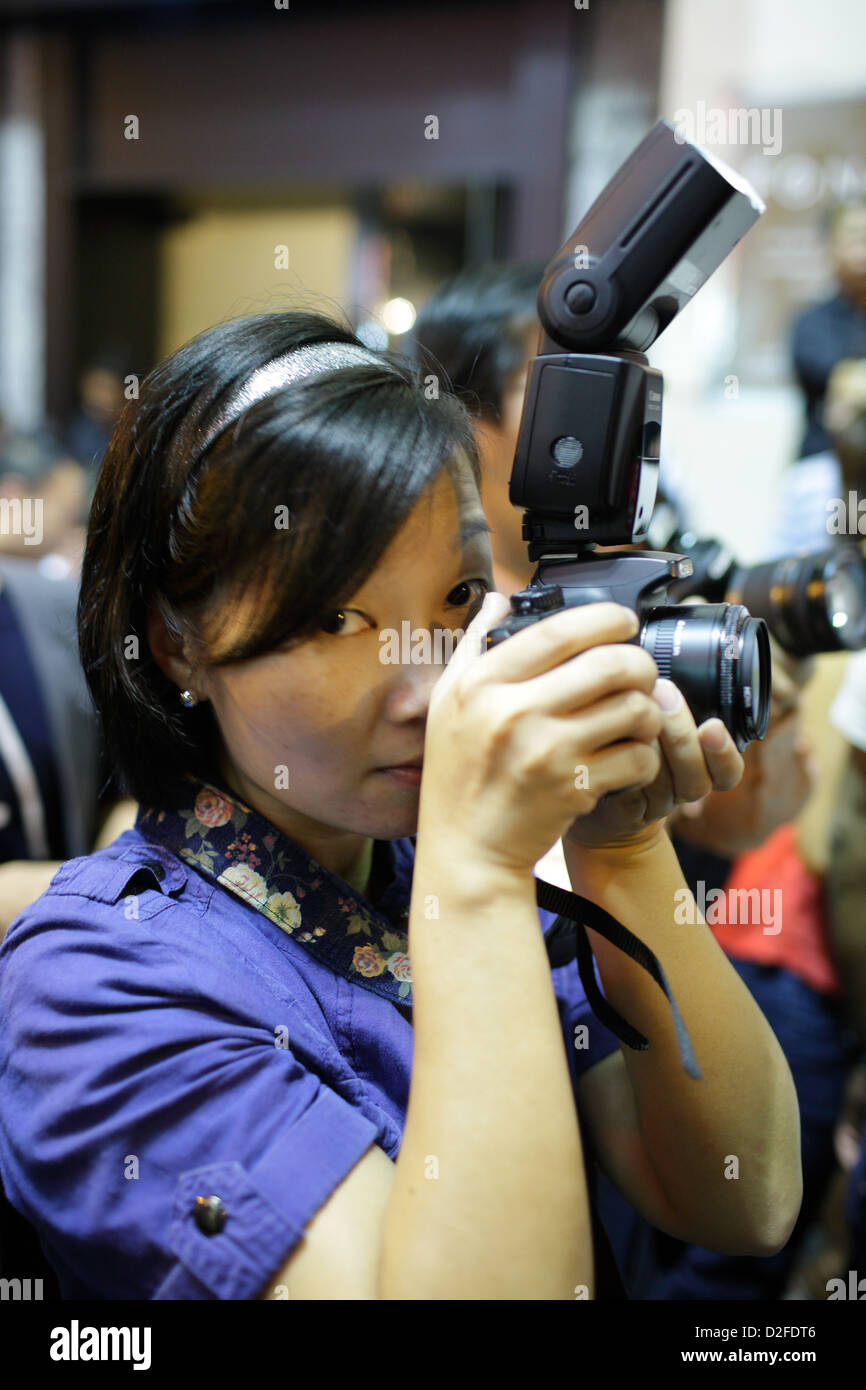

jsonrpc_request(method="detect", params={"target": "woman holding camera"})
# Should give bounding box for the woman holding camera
[0,312,801,1299]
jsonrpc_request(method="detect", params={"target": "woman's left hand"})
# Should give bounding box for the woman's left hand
[563,677,745,851]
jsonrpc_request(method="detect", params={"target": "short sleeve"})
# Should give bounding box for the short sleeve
[0,896,384,1301]
[154,1083,380,1299]
[830,650,866,753]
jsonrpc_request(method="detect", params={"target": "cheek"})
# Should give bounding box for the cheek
[214,660,375,780]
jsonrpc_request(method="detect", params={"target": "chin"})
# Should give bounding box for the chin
[371,810,420,841]
[349,797,419,842]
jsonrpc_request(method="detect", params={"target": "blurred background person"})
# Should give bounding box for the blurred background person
[0,431,137,936]
[825,649,866,1290]
[0,431,90,580]
[0,429,136,1292]
[63,352,129,487]
[0,567,136,937]
[408,262,545,598]
[827,647,866,1058]
[790,201,866,461]
[763,356,866,559]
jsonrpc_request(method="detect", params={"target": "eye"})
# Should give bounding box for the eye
[319,579,491,637]
[446,579,490,612]
[318,608,371,636]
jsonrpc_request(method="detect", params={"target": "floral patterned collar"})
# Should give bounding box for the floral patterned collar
[135,774,415,1007]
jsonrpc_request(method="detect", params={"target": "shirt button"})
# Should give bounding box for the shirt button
[193,1195,227,1234]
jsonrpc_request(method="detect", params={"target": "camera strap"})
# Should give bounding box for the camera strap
[536,877,702,1080]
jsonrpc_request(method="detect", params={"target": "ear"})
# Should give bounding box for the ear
[146,599,197,693]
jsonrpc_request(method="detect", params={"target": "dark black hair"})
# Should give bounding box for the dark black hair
[411,262,545,422]
[78,309,481,810]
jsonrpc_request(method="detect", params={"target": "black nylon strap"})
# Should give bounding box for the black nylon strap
[536,876,702,1080]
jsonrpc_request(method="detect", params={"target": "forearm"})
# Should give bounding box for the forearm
[562,827,802,1254]
[0,860,64,940]
[380,842,592,1299]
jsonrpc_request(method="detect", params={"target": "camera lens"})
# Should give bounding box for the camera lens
[640,602,771,750]
[729,546,866,657]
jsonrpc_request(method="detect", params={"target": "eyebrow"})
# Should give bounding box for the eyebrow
[458,516,493,548]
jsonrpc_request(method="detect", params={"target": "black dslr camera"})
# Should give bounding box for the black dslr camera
[486,120,771,752]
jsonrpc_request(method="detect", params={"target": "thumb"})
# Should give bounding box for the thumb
[442,589,513,682]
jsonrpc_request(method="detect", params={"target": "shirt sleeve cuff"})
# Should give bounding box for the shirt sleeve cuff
[152,1086,382,1300]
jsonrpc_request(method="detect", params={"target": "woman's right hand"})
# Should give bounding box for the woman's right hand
[417,591,664,878]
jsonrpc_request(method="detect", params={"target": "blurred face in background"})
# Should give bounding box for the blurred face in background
[824,358,866,492]
[79,366,125,424]
[0,458,88,561]
[831,204,866,311]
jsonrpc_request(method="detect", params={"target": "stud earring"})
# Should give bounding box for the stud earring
[179,689,199,707]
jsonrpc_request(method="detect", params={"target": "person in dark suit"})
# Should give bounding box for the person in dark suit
[791,200,866,459]
[0,433,137,1296]
[0,431,136,915]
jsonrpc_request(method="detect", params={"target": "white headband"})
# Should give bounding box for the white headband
[197,340,386,453]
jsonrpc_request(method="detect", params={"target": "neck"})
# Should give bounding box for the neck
[214,754,375,897]
[342,838,375,896]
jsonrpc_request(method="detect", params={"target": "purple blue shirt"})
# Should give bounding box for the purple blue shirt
[0,772,622,1299]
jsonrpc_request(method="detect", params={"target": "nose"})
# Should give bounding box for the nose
[380,625,454,720]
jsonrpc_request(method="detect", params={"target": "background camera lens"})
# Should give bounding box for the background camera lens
[731,546,866,656]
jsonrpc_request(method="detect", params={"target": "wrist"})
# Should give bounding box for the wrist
[560,825,686,943]
[563,820,669,863]
[413,830,538,910]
